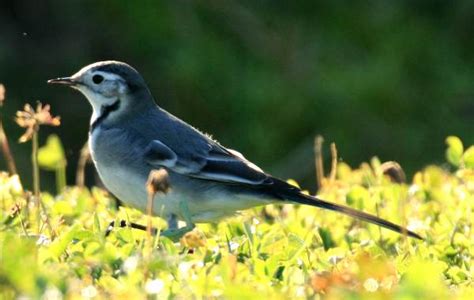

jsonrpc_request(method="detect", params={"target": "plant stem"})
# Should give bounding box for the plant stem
[144,189,156,283]
[32,129,40,200]
[0,119,17,174]
[31,129,55,237]
[329,142,338,183]
[146,191,155,238]
[32,129,40,232]
[76,141,90,188]
[314,135,324,190]
[56,161,67,194]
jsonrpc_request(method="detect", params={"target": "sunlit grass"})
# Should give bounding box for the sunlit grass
[0,145,473,298]
[0,86,473,298]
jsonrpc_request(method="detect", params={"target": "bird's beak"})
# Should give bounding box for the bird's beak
[47,77,77,86]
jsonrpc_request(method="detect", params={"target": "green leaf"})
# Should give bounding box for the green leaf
[445,136,464,167]
[0,233,38,295]
[52,200,75,217]
[286,233,306,261]
[318,227,336,251]
[462,146,474,169]
[48,224,81,259]
[38,134,66,170]
[336,162,352,181]
[346,185,369,210]
[272,265,285,281]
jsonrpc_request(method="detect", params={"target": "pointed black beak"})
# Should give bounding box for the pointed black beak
[47,77,77,86]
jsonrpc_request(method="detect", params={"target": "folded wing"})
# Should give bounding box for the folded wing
[144,139,271,185]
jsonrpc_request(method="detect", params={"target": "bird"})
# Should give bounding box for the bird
[48,61,422,240]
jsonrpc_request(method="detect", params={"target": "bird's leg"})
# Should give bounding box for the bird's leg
[167,213,178,230]
[105,219,159,237]
[105,220,125,237]
[104,202,194,241]
[160,200,195,242]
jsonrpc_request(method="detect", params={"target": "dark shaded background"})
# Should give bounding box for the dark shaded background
[0,1,473,192]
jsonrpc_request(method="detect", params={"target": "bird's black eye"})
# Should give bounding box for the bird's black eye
[92,74,104,84]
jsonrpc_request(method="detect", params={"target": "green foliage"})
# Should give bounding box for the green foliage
[446,136,474,169]
[38,134,67,193]
[38,134,66,171]
[0,137,474,299]
[463,146,474,169]
[446,136,464,167]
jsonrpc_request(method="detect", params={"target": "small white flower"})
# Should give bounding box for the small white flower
[328,255,343,265]
[81,285,97,298]
[229,241,239,252]
[408,184,420,196]
[250,225,256,234]
[292,269,305,285]
[363,278,379,292]
[145,279,164,294]
[123,256,139,273]
[42,287,63,300]
[407,219,429,232]
[36,235,51,246]
[178,262,192,275]
[454,186,467,201]
[296,286,306,297]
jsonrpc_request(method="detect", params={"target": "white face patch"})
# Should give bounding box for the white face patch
[77,87,119,123]
[71,69,130,125]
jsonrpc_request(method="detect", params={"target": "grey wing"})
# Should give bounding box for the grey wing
[143,139,271,185]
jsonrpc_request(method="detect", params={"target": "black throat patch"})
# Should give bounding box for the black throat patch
[90,100,121,132]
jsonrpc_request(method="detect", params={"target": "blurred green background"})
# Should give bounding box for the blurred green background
[0,1,473,192]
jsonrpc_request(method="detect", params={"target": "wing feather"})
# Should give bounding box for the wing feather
[144,139,269,185]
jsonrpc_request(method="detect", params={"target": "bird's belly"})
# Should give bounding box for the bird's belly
[92,158,182,214]
[95,161,269,222]
[95,163,149,211]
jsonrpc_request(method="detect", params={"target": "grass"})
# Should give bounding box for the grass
[0,91,473,298]
[0,147,473,299]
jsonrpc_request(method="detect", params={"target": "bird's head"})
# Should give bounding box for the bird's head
[48,61,154,125]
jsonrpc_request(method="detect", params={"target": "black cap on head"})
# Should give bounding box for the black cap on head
[91,61,147,93]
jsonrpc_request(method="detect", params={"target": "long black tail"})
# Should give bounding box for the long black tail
[280,189,423,240]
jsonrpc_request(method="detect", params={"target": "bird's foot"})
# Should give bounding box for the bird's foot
[160,223,195,242]
[161,200,195,242]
